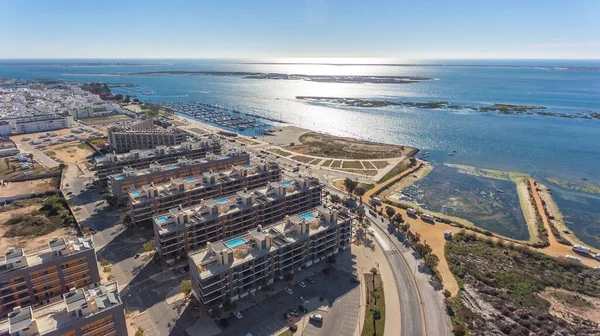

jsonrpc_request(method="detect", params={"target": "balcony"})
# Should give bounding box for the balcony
[81,319,115,336]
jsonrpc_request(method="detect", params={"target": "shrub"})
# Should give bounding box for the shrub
[135,327,144,336]
[289,324,298,332]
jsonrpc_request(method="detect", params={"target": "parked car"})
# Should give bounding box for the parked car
[310,314,323,322]
[297,281,307,288]
[234,311,243,319]
[305,276,315,284]
[134,253,140,259]
[284,287,294,295]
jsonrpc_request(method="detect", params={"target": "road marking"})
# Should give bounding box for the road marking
[370,226,394,251]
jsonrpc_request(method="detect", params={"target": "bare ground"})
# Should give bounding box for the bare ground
[0,205,76,254]
[516,179,540,244]
[539,288,600,325]
[0,177,59,198]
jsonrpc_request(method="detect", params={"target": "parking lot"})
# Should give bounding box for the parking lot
[219,268,359,336]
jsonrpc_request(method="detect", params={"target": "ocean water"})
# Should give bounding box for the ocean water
[1,59,599,244]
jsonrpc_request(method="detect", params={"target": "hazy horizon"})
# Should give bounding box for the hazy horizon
[1,0,599,59]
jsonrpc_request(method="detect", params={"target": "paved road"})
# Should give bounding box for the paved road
[368,213,450,336]
[14,141,60,168]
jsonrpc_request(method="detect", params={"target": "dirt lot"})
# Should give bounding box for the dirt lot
[0,177,58,198]
[0,205,76,255]
[45,142,94,164]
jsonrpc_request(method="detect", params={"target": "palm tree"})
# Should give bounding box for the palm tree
[370,290,380,305]
[370,267,378,289]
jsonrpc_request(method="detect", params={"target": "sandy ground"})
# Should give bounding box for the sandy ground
[539,288,600,325]
[45,142,94,164]
[0,205,77,255]
[10,128,78,143]
[516,179,540,244]
[0,177,58,198]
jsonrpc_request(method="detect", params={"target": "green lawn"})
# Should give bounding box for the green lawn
[361,273,385,336]
[342,160,364,169]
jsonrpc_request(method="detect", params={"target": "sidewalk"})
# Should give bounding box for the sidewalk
[336,241,401,336]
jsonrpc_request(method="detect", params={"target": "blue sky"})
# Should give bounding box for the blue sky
[1,0,599,59]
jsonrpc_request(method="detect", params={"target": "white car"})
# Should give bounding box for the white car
[297,281,306,288]
[234,311,243,319]
[310,314,323,322]
[284,287,294,295]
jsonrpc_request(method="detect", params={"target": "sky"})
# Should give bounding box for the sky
[1,0,599,59]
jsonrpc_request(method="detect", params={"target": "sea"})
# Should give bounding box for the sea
[1,58,599,246]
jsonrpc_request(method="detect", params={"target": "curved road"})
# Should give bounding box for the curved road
[370,225,425,336]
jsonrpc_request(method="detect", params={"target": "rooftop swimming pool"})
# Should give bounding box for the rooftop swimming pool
[281,181,292,187]
[186,178,196,183]
[217,199,229,204]
[115,175,124,180]
[244,165,253,169]
[131,191,141,197]
[300,213,315,221]
[225,237,246,248]
[166,166,178,171]
[156,216,168,223]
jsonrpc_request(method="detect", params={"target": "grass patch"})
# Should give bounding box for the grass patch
[551,291,592,308]
[77,142,94,151]
[342,160,364,169]
[89,137,108,145]
[322,159,333,167]
[377,159,410,183]
[331,160,342,168]
[269,148,293,157]
[362,161,376,169]
[333,168,378,176]
[361,273,385,336]
[291,155,315,164]
[548,177,600,195]
[371,161,390,169]
[45,151,56,158]
[2,195,76,237]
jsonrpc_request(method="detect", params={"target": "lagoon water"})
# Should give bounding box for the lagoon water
[1,59,599,245]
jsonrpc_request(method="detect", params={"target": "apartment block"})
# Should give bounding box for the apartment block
[3,114,73,135]
[129,161,280,224]
[188,206,351,312]
[0,237,100,318]
[153,177,322,262]
[0,282,127,336]
[107,119,187,153]
[108,151,250,203]
[95,139,222,186]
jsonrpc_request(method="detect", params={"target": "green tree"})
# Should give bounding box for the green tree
[4,158,9,169]
[135,327,144,336]
[142,241,154,253]
[283,272,293,282]
[355,187,366,197]
[424,253,440,269]
[180,279,192,295]
[370,267,378,289]
[114,94,124,101]
[330,194,341,205]
[11,165,16,172]
[344,178,358,194]
[121,213,132,227]
[124,95,131,103]
[385,206,396,219]
[371,290,380,305]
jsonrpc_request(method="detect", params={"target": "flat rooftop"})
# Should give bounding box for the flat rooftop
[129,163,276,204]
[189,206,348,279]
[0,236,94,275]
[153,178,317,235]
[95,139,219,165]
[109,151,248,181]
[0,282,121,335]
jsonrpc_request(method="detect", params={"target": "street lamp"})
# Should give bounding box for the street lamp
[299,296,309,336]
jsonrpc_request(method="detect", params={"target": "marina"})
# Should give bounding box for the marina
[162,101,282,134]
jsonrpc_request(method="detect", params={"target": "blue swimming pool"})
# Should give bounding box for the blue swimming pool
[281,181,292,187]
[157,216,168,223]
[225,237,246,248]
[186,177,196,183]
[300,213,315,221]
[217,199,229,204]
[166,166,178,171]
[114,175,124,180]
[131,191,141,197]
[244,165,253,169]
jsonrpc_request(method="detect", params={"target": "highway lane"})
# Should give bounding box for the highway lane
[369,217,425,336]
